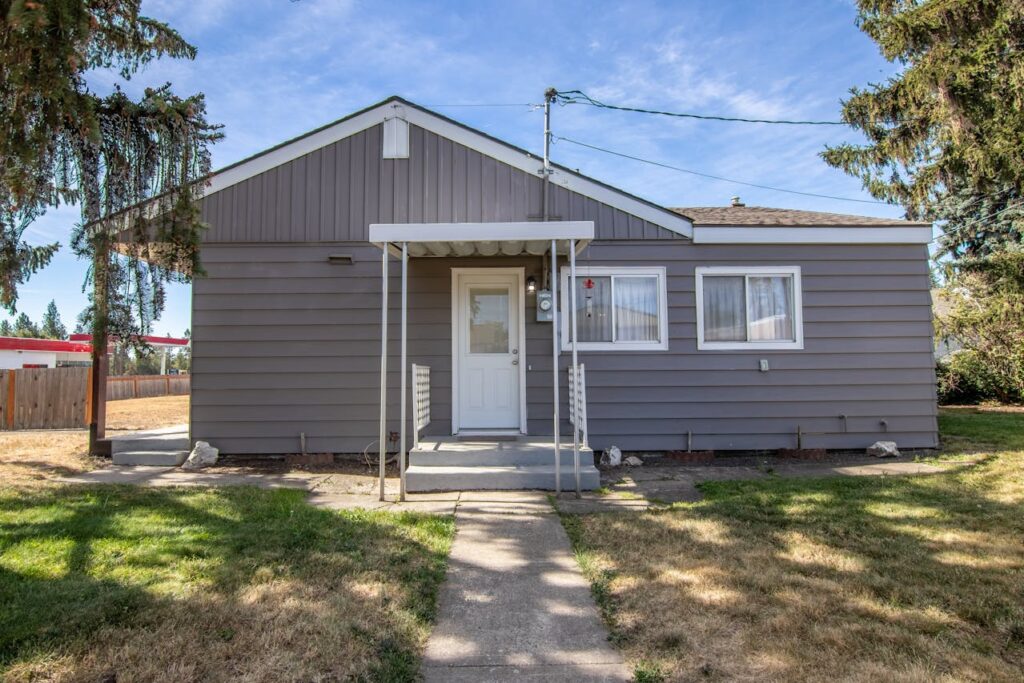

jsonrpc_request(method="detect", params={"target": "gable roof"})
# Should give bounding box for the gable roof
[672,206,931,227]
[208,96,694,238]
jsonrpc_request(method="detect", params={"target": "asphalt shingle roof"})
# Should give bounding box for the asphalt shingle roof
[671,206,931,227]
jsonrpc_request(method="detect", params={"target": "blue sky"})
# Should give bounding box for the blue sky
[12,0,911,336]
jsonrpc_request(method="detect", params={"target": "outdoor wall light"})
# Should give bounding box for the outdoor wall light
[526,275,537,294]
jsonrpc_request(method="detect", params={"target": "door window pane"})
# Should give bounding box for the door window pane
[703,276,746,341]
[468,288,509,353]
[574,276,612,342]
[614,277,659,342]
[748,276,795,341]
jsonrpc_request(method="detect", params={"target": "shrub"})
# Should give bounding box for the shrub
[936,250,1024,405]
[936,350,1012,405]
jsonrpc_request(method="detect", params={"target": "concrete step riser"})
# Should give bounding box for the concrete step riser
[112,451,189,467]
[407,468,601,492]
[410,450,594,467]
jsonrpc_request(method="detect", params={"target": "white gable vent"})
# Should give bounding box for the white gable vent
[382,116,410,159]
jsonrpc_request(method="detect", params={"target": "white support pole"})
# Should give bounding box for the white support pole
[160,347,168,375]
[551,239,561,494]
[569,239,580,498]
[399,242,408,502]
[378,247,389,502]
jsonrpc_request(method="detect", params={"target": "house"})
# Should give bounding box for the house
[189,96,937,492]
[0,337,92,369]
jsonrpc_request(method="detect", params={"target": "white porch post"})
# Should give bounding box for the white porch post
[569,239,580,498]
[551,239,561,494]
[399,242,408,502]
[378,246,389,501]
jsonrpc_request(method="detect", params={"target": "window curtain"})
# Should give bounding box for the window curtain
[614,277,659,341]
[574,276,612,342]
[748,276,794,341]
[703,276,745,341]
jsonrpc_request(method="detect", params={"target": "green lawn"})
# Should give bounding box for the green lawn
[0,486,453,682]
[564,408,1024,682]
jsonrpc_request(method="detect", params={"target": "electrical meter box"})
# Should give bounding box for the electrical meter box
[536,289,554,322]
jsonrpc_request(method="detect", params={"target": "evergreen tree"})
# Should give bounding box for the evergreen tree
[2,1,221,451]
[0,319,11,336]
[822,1,1024,258]
[13,312,39,338]
[40,300,67,339]
[0,1,222,343]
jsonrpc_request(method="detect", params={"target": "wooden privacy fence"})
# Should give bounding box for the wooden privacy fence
[107,374,190,401]
[1,367,90,430]
[0,368,190,430]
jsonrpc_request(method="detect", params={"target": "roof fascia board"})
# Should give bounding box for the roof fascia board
[369,220,595,243]
[205,99,693,238]
[693,225,933,244]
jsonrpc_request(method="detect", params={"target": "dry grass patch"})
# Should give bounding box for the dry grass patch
[106,394,188,431]
[564,410,1024,682]
[0,485,453,682]
[0,396,189,489]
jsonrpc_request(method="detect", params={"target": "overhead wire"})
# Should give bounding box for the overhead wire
[552,135,892,206]
[554,90,847,126]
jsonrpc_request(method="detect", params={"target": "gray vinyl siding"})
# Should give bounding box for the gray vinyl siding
[190,118,936,454]
[191,240,937,454]
[199,123,678,243]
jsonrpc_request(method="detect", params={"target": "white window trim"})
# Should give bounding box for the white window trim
[559,266,669,351]
[695,265,804,351]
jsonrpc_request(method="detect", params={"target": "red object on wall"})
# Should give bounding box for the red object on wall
[583,278,595,289]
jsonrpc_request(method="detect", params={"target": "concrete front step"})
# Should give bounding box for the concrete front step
[406,464,601,492]
[112,450,189,466]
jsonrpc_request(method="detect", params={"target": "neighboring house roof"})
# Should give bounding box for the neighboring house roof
[672,206,931,227]
[207,96,694,238]
[0,337,92,353]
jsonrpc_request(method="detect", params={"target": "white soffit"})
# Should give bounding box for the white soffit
[205,100,693,238]
[692,225,934,244]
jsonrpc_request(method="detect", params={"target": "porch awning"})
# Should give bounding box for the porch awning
[368,221,593,257]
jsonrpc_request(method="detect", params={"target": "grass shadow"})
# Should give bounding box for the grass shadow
[0,484,454,682]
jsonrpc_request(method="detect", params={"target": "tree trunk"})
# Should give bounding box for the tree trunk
[87,240,110,455]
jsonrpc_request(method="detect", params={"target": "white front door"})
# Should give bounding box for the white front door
[454,270,523,431]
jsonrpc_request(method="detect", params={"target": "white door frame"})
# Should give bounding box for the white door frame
[451,267,527,434]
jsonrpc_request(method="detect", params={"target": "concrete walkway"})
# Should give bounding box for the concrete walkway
[421,492,630,682]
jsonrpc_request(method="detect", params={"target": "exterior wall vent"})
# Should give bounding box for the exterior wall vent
[383,116,410,159]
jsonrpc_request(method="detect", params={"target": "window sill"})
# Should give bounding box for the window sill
[560,341,669,352]
[697,341,804,351]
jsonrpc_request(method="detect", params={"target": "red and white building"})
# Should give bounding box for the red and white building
[0,335,189,371]
[0,337,93,369]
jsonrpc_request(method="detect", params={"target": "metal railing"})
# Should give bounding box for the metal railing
[412,364,430,449]
[567,363,588,450]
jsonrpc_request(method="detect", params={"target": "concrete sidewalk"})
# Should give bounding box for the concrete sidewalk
[421,492,630,682]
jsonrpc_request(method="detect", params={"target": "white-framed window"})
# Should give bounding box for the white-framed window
[695,266,804,350]
[559,266,669,351]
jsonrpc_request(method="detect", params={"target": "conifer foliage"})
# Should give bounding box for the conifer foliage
[823,1,1024,258]
[0,0,221,341]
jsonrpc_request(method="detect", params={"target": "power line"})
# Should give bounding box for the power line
[929,199,1024,246]
[552,135,892,206]
[555,90,847,126]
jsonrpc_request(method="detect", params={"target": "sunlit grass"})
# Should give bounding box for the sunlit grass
[564,409,1024,682]
[0,485,454,682]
